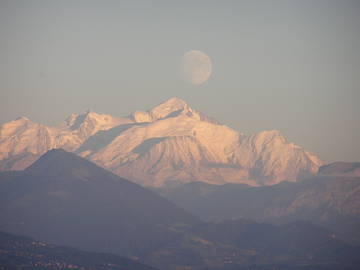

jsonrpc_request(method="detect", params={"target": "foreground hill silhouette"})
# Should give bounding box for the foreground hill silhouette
[0,149,198,257]
[0,230,157,270]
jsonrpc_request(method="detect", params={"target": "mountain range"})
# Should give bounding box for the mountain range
[0,97,322,187]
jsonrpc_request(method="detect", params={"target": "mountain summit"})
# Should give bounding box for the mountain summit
[131,97,218,124]
[0,98,322,186]
[131,97,190,122]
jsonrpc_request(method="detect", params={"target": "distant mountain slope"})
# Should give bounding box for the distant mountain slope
[155,175,360,222]
[145,219,360,270]
[192,219,360,265]
[319,162,360,177]
[0,230,157,270]
[0,97,322,186]
[0,149,198,257]
[155,174,360,245]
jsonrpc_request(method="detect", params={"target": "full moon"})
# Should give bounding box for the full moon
[181,50,212,85]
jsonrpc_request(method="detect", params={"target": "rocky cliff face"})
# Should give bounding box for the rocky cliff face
[0,97,323,186]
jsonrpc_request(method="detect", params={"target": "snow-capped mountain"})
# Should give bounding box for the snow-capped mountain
[0,111,129,170]
[0,97,323,186]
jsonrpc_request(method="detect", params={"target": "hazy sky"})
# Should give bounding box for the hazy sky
[0,0,359,162]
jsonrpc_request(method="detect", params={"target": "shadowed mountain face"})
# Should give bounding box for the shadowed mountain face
[0,230,157,270]
[0,98,322,187]
[0,149,198,257]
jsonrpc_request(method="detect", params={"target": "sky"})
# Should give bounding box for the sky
[0,0,359,163]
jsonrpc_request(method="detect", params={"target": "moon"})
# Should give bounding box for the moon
[181,50,212,85]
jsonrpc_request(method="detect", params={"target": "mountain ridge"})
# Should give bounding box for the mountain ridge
[0,97,323,187]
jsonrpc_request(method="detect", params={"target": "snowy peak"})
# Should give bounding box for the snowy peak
[0,110,129,170]
[149,97,190,119]
[132,97,191,123]
[63,110,125,131]
[0,116,35,139]
[131,97,219,125]
[15,116,32,122]
[250,130,288,149]
[63,113,79,128]
[60,110,131,144]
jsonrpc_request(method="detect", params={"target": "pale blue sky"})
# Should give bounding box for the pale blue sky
[0,0,359,162]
